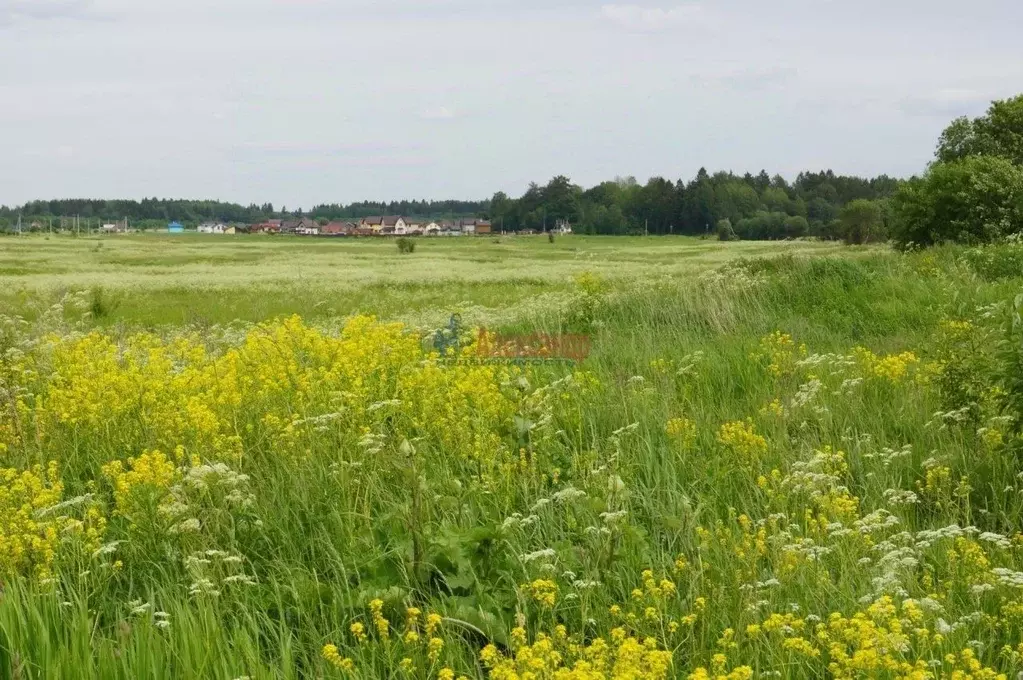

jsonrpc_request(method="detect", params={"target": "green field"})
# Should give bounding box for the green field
[2,234,1023,679]
[0,234,844,327]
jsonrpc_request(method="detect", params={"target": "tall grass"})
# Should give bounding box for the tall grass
[0,240,1022,677]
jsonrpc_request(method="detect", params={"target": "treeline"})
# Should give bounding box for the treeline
[889,94,1023,246]
[308,200,488,220]
[488,170,900,239]
[0,170,899,241]
[1,199,274,225]
[0,198,488,231]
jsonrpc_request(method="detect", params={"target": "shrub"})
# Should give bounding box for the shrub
[891,156,1023,247]
[716,219,738,241]
[89,285,120,319]
[396,237,416,254]
[962,239,1023,280]
[839,199,886,244]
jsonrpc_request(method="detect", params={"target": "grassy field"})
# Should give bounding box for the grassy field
[2,233,1023,679]
[0,234,843,327]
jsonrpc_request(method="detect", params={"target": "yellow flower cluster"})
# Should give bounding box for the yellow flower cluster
[0,462,64,579]
[665,417,697,446]
[716,420,767,463]
[687,654,752,680]
[753,331,805,378]
[321,643,354,671]
[369,598,390,640]
[102,450,178,519]
[8,315,539,482]
[525,578,559,608]
[481,626,673,680]
[852,346,921,383]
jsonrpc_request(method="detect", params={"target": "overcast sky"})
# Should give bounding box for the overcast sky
[1,0,1021,208]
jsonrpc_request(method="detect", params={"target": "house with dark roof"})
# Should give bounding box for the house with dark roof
[250,219,281,234]
[322,221,356,236]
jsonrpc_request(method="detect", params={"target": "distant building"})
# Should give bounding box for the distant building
[383,216,407,235]
[438,220,461,236]
[554,220,572,234]
[168,221,184,233]
[198,222,228,234]
[322,221,356,236]
[423,221,440,236]
[361,216,384,232]
[251,220,281,234]
[475,219,493,235]
[363,216,406,234]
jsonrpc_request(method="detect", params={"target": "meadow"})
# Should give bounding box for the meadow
[3,233,1023,679]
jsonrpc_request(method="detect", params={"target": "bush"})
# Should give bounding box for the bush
[716,219,738,241]
[891,156,1023,247]
[396,237,416,254]
[839,199,886,244]
[735,211,789,240]
[89,285,121,319]
[962,239,1023,280]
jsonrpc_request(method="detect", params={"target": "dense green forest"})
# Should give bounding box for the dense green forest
[3,94,1021,243]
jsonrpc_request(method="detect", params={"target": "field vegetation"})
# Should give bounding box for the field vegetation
[3,233,1023,679]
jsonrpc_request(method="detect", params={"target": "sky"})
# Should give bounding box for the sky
[1,0,1021,209]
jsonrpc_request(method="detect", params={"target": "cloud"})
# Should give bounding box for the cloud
[0,0,104,25]
[899,89,993,118]
[419,106,457,121]
[599,3,704,32]
[692,67,798,92]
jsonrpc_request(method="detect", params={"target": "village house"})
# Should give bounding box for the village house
[102,220,129,233]
[362,216,407,235]
[438,220,460,236]
[383,216,407,235]
[250,219,281,234]
[404,218,423,235]
[281,217,319,235]
[321,221,356,236]
[422,221,440,236]
[361,216,384,232]
[475,219,493,235]
[198,222,229,234]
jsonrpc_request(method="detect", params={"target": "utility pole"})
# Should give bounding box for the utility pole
[645,219,649,237]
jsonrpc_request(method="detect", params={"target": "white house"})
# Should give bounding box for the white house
[405,219,422,235]
[198,222,228,234]
[423,221,440,236]
[382,216,407,234]
[438,220,462,236]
